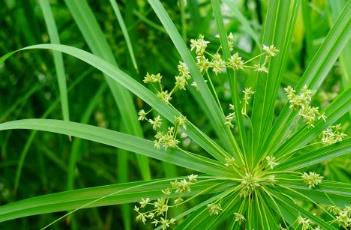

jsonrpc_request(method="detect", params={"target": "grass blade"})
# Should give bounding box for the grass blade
[329,0,351,117]
[38,0,70,122]
[0,178,229,223]
[14,69,90,193]
[109,0,138,72]
[282,180,351,207]
[211,0,246,158]
[64,0,150,180]
[278,138,351,170]
[0,119,232,177]
[251,0,300,159]
[67,84,107,189]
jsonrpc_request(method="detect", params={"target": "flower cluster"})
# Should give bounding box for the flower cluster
[301,172,323,188]
[239,172,260,197]
[265,155,278,169]
[139,63,192,150]
[207,203,222,216]
[134,175,198,229]
[227,53,244,70]
[138,112,186,150]
[254,64,268,73]
[157,91,172,104]
[328,205,351,228]
[241,87,255,116]
[143,62,191,104]
[170,174,198,193]
[149,115,162,130]
[143,73,162,84]
[234,212,246,223]
[190,34,279,75]
[297,216,321,230]
[175,62,191,90]
[224,156,236,167]
[284,85,326,127]
[138,110,164,131]
[137,109,148,121]
[262,44,279,57]
[224,104,236,128]
[321,124,347,145]
[154,127,178,150]
[153,115,187,150]
[190,34,209,56]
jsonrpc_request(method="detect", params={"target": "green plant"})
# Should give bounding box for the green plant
[0,0,351,229]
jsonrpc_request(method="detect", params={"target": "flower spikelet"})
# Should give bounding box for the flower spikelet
[190,34,209,56]
[207,203,222,216]
[302,172,323,188]
[211,53,226,74]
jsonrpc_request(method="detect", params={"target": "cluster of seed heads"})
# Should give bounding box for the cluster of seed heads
[239,172,261,197]
[207,203,247,225]
[143,62,191,105]
[190,34,278,128]
[297,216,321,230]
[285,85,347,144]
[265,155,278,169]
[224,158,278,198]
[224,156,236,167]
[224,104,236,128]
[150,115,187,150]
[328,205,351,228]
[190,34,279,75]
[138,62,191,149]
[224,88,255,127]
[134,175,198,229]
[301,172,323,189]
[138,110,185,149]
[241,87,255,116]
[207,203,223,216]
[234,212,246,223]
[284,85,326,127]
[321,124,347,145]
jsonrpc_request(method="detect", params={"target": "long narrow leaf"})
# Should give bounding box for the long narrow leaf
[256,0,300,158]
[0,178,232,222]
[211,0,246,160]
[64,0,150,179]
[109,0,138,72]
[278,138,351,170]
[38,0,69,122]
[282,180,351,207]
[0,119,232,177]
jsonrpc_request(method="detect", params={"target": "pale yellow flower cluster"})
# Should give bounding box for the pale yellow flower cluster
[301,172,323,188]
[190,34,278,75]
[134,175,198,229]
[284,85,326,127]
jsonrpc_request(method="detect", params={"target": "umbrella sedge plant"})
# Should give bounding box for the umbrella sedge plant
[0,0,351,229]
